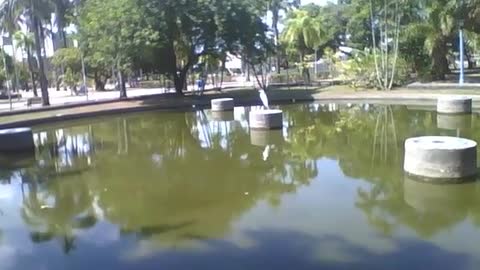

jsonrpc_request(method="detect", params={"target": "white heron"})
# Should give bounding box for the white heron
[259,89,269,109]
[262,145,271,161]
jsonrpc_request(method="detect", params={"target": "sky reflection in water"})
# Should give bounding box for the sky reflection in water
[0,103,480,270]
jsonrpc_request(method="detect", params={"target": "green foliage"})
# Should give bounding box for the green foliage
[78,0,155,72]
[337,49,410,89]
[0,69,5,89]
[270,70,304,84]
[52,48,82,73]
[344,0,376,49]
[282,9,324,51]
[61,68,79,90]
[400,24,432,82]
[16,63,29,87]
[134,0,273,92]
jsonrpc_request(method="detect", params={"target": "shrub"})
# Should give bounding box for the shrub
[336,49,411,89]
[270,69,305,84]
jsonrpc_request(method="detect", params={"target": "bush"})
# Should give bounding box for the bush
[270,69,305,84]
[336,49,411,89]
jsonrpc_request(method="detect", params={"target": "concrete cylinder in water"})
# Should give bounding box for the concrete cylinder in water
[249,109,283,130]
[0,153,35,169]
[403,176,476,215]
[211,111,235,122]
[437,97,472,114]
[211,98,234,111]
[0,127,35,153]
[404,136,477,181]
[437,114,472,130]
[250,129,284,147]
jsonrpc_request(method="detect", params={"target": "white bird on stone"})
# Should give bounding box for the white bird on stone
[262,145,271,161]
[259,89,269,109]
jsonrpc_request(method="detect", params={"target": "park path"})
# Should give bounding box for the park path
[1,86,480,129]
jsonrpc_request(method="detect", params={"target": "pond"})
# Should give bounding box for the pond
[0,103,480,270]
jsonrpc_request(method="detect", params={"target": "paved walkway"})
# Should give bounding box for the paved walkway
[0,81,252,112]
[1,86,480,129]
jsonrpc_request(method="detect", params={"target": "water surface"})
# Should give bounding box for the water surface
[1,103,480,270]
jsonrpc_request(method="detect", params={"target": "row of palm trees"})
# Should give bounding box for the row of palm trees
[0,0,74,105]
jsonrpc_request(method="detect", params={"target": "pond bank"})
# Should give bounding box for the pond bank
[1,87,480,129]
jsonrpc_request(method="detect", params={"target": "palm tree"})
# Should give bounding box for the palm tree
[0,1,20,93]
[422,0,456,80]
[14,31,38,96]
[52,0,70,48]
[2,0,50,105]
[27,0,51,105]
[32,13,49,104]
[267,0,300,73]
[402,0,460,80]
[282,9,324,84]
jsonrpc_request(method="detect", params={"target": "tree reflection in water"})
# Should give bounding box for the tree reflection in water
[1,103,479,254]
[0,108,317,252]
[19,125,101,253]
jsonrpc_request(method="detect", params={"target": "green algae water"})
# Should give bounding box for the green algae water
[1,103,480,270]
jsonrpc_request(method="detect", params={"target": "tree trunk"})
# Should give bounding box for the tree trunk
[219,56,226,91]
[33,15,49,105]
[39,24,48,59]
[183,73,188,91]
[55,69,60,91]
[118,70,127,99]
[272,8,281,74]
[430,36,449,81]
[174,73,185,94]
[62,29,68,48]
[300,51,310,85]
[466,46,475,69]
[94,72,106,91]
[173,67,190,95]
[26,46,38,97]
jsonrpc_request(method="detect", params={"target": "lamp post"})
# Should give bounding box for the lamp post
[459,21,465,85]
[81,50,88,101]
[459,0,465,86]
[73,39,88,101]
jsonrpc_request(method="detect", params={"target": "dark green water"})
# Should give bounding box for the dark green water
[1,103,480,270]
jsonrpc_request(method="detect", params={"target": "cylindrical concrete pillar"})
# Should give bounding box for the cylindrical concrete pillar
[437,114,472,130]
[249,110,283,130]
[211,111,235,122]
[250,129,284,147]
[437,97,472,114]
[211,98,234,111]
[0,153,35,169]
[404,175,476,214]
[0,127,35,153]
[404,136,477,181]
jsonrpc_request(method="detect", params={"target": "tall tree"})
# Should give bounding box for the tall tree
[52,0,70,48]
[6,0,52,104]
[0,0,21,93]
[14,31,38,96]
[78,0,153,98]
[266,0,300,73]
[138,0,271,94]
[282,9,324,84]
[368,0,403,89]
[31,1,50,105]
